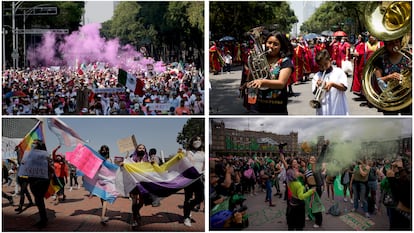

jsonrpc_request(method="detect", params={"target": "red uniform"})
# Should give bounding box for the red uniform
[209,43,223,74]
[292,45,306,83]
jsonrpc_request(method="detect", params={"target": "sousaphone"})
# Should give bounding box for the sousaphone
[362,1,412,111]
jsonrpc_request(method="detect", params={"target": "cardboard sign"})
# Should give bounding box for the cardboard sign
[18,149,49,179]
[117,135,138,154]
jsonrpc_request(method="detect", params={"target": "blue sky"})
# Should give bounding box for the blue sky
[41,117,191,159]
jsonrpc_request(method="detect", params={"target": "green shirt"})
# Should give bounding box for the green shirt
[288,180,315,200]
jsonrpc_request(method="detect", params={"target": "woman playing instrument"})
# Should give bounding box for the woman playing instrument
[247,31,294,115]
[373,37,411,115]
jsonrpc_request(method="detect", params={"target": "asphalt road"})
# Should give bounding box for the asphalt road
[209,66,383,115]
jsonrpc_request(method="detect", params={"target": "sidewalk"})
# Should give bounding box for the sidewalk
[2,181,204,232]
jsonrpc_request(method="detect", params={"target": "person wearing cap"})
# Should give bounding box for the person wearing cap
[52,145,69,205]
[27,140,51,228]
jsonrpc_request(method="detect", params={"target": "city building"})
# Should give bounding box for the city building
[210,120,412,161]
[210,120,298,157]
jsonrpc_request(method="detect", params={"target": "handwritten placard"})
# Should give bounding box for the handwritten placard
[18,149,49,179]
[117,135,138,154]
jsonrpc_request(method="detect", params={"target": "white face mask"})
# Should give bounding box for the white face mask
[341,40,345,44]
[193,140,202,149]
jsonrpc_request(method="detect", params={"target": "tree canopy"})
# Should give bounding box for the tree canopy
[300,2,366,36]
[210,2,298,41]
[101,1,204,59]
[177,118,205,150]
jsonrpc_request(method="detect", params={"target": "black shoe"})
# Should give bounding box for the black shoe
[62,195,66,201]
[14,207,23,212]
[8,197,13,205]
[27,202,35,208]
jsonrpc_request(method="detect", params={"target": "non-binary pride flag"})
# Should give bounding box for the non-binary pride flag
[16,121,45,162]
[80,145,120,204]
[47,118,86,147]
[116,152,202,200]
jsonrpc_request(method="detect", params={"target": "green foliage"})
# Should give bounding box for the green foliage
[109,2,142,46]
[103,1,203,55]
[300,2,366,35]
[177,118,205,149]
[210,2,297,41]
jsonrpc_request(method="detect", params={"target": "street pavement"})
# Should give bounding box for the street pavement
[209,66,384,115]
[2,180,204,232]
[242,185,390,231]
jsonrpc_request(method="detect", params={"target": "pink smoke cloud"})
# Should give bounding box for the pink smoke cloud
[27,23,165,73]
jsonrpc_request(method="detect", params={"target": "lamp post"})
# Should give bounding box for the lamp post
[12,1,24,69]
[2,26,13,70]
[23,4,57,68]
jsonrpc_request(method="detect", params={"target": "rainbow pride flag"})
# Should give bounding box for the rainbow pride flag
[16,121,45,162]
[45,178,61,199]
[116,152,202,202]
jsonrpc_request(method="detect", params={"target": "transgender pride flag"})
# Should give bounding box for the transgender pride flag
[67,144,120,204]
[47,118,85,147]
[116,152,202,200]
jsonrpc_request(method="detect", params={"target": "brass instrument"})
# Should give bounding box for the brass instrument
[247,26,271,80]
[310,70,327,109]
[362,1,412,111]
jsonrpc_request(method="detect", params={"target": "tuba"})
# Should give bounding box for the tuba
[247,26,272,80]
[362,1,412,111]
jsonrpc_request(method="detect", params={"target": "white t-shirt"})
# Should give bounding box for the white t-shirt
[312,67,349,115]
[187,150,204,174]
[224,54,232,64]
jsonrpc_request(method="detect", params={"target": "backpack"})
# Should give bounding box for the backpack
[328,202,341,216]
[382,189,397,207]
[243,168,254,179]
[381,177,397,207]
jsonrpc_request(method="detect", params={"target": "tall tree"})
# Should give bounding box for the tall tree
[210,2,297,41]
[300,2,366,36]
[177,118,205,149]
[108,2,143,47]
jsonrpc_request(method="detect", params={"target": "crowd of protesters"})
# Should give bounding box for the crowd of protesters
[2,62,204,116]
[209,147,411,230]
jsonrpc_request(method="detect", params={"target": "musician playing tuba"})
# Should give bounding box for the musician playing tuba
[246,31,294,115]
[372,37,412,115]
[311,49,349,115]
[361,1,412,114]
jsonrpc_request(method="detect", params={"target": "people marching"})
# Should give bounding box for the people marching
[3,129,205,231]
[2,61,204,116]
